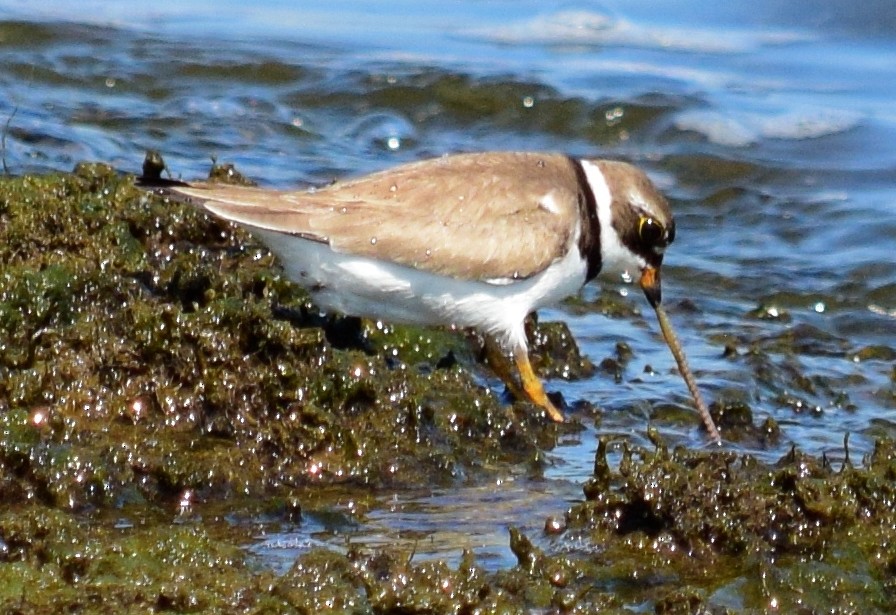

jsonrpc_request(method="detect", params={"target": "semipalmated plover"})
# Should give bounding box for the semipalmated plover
[140,151,721,442]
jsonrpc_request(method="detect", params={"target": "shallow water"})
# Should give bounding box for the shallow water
[2,0,895,571]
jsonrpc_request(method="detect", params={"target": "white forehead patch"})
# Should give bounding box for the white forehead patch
[627,188,651,213]
[579,160,647,277]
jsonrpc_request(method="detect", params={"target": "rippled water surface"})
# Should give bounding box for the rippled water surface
[2,0,895,569]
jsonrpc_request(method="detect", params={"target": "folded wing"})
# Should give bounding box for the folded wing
[169,152,584,282]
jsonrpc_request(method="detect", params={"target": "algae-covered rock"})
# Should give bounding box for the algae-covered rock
[556,437,896,613]
[0,165,565,513]
[2,165,895,613]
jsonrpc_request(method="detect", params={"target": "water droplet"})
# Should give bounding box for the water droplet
[620,271,633,283]
[522,95,535,108]
[387,136,400,150]
[605,106,624,123]
[105,77,116,88]
[30,407,49,427]
[814,301,826,313]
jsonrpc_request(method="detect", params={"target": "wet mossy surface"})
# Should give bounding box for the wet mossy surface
[569,437,896,613]
[0,166,895,612]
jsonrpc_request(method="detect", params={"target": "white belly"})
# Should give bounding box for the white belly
[252,228,588,349]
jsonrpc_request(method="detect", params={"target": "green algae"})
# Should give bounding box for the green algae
[0,505,279,613]
[525,317,596,382]
[1,166,895,612]
[561,437,896,613]
[0,165,561,506]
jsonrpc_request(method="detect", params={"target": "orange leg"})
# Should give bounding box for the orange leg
[512,344,565,423]
[482,337,565,422]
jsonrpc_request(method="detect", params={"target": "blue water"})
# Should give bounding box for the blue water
[2,0,895,569]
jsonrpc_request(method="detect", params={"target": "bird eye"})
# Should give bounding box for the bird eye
[638,216,665,246]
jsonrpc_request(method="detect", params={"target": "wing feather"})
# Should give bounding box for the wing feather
[169,152,584,281]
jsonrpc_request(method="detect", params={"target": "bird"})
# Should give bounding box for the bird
[139,151,692,427]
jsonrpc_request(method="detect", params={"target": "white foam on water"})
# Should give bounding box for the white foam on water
[673,108,861,147]
[468,9,812,54]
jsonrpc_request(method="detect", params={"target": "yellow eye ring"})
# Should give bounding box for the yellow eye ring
[638,216,664,244]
